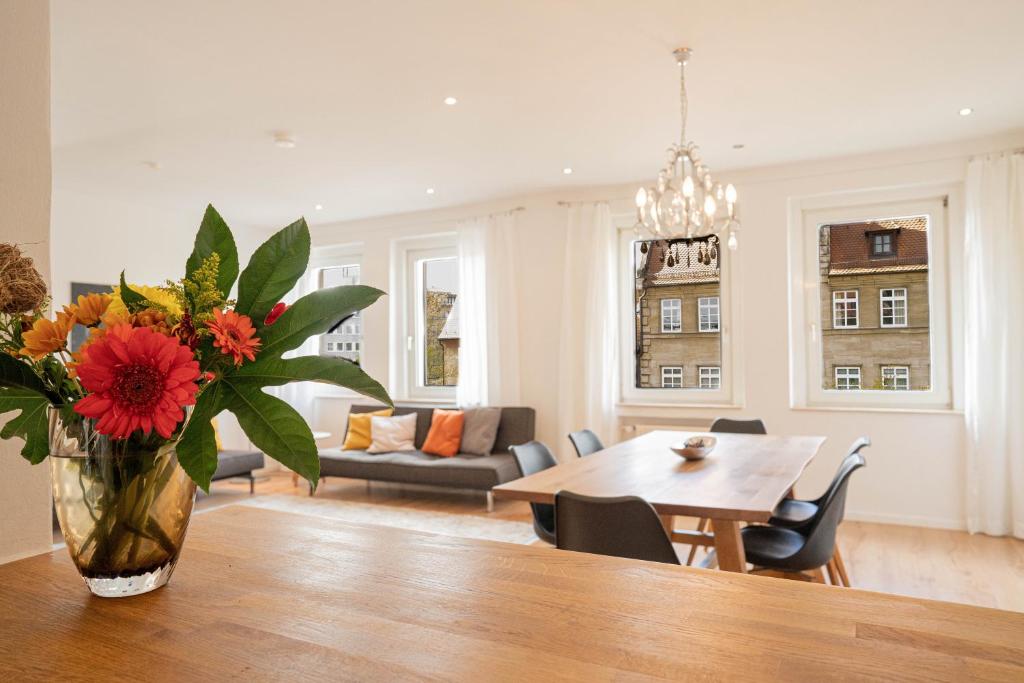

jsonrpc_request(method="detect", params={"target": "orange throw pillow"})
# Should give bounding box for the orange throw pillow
[342,408,394,450]
[421,409,465,457]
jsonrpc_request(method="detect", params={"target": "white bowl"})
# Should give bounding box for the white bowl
[670,435,717,461]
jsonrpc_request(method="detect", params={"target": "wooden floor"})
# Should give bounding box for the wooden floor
[201,472,1024,613]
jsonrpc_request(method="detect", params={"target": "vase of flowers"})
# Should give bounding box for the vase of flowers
[0,206,391,597]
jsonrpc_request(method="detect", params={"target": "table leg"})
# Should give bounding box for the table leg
[291,471,298,487]
[659,514,674,535]
[711,519,746,573]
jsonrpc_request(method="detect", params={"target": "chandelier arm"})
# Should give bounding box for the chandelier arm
[679,59,688,146]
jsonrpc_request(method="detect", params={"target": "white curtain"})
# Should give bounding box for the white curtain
[964,151,1024,538]
[556,203,619,458]
[455,211,521,407]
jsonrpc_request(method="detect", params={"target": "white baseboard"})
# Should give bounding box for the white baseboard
[845,509,965,531]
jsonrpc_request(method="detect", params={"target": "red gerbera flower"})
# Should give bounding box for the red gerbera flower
[264,302,287,326]
[208,308,261,366]
[74,325,200,439]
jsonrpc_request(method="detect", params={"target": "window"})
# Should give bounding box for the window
[835,367,861,390]
[318,264,362,362]
[871,231,895,257]
[661,366,683,388]
[880,288,907,327]
[698,296,720,332]
[698,366,721,389]
[421,257,459,387]
[660,299,681,333]
[882,365,910,390]
[832,290,859,328]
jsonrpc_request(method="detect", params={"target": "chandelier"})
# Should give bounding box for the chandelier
[634,48,740,250]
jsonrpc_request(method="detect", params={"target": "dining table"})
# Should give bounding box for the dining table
[2,505,1022,681]
[492,429,827,572]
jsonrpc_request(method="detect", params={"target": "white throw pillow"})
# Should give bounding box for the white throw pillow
[367,413,417,453]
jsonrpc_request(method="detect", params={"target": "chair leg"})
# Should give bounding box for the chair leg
[486,491,495,513]
[808,566,826,584]
[248,473,255,495]
[685,518,708,566]
[833,547,851,587]
[825,559,840,586]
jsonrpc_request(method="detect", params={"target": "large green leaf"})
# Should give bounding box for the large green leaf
[186,204,239,298]
[231,356,392,406]
[0,388,51,463]
[175,382,225,493]
[0,352,59,402]
[220,383,319,486]
[236,218,310,327]
[258,285,384,359]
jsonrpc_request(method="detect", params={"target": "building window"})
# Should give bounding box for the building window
[661,298,682,333]
[882,365,910,390]
[698,366,721,389]
[834,367,861,390]
[870,231,896,257]
[318,264,362,362]
[832,290,859,328]
[698,296,720,332]
[880,288,908,327]
[421,257,459,387]
[661,366,683,388]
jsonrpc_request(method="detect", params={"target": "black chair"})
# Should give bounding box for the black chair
[567,429,604,458]
[709,417,767,435]
[509,441,559,545]
[770,437,871,529]
[742,450,866,584]
[554,491,680,565]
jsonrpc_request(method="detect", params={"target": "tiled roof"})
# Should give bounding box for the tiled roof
[827,216,928,274]
[438,298,459,340]
[642,239,721,286]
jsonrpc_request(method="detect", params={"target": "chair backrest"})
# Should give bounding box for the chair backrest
[788,451,866,570]
[568,429,604,458]
[554,491,680,565]
[509,441,557,478]
[709,417,767,435]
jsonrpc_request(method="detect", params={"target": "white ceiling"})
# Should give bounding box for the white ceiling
[51,0,1024,229]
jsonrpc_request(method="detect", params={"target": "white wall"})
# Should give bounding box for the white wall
[300,130,1024,530]
[0,0,55,563]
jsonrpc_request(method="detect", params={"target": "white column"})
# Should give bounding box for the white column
[0,0,54,563]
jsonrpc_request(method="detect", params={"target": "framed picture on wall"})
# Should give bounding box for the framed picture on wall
[69,282,113,352]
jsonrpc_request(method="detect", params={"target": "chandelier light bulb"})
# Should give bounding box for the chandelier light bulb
[682,175,695,198]
[704,195,717,216]
[728,232,738,250]
[635,187,648,209]
[725,183,737,204]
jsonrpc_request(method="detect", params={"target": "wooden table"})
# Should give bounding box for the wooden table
[2,506,1022,681]
[493,430,826,573]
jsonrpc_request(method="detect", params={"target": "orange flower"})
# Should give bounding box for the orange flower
[20,312,76,360]
[64,292,111,326]
[207,308,260,366]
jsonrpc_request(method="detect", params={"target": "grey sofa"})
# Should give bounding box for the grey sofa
[318,404,535,510]
[212,450,265,493]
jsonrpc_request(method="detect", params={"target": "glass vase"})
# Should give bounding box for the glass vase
[49,408,197,598]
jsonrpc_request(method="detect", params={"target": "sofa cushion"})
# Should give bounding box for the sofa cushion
[349,404,535,454]
[319,448,520,490]
[367,413,417,453]
[342,408,393,450]
[213,450,265,480]
[461,407,502,456]
[422,409,464,457]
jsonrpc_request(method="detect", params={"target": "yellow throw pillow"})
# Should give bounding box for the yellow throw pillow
[342,408,394,450]
[211,418,224,451]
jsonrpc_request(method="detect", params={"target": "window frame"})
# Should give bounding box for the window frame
[870,231,895,257]
[698,366,721,389]
[788,187,956,411]
[306,244,365,400]
[881,365,910,390]
[832,290,860,329]
[661,366,683,388]
[879,287,908,328]
[317,262,364,360]
[834,366,861,390]
[660,298,682,333]
[698,296,720,332]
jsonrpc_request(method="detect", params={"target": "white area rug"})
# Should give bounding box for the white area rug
[234,494,537,545]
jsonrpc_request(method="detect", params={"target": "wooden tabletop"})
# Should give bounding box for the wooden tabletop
[2,506,1022,681]
[493,430,826,521]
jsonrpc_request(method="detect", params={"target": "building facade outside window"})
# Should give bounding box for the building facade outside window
[660,298,682,333]
[881,365,910,390]
[421,257,459,387]
[661,366,683,388]
[698,366,721,389]
[832,290,859,328]
[319,264,362,362]
[835,366,861,390]
[880,287,908,327]
[698,296,720,332]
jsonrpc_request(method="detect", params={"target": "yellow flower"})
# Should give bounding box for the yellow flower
[107,284,183,319]
[64,292,111,326]
[20,312,75,360]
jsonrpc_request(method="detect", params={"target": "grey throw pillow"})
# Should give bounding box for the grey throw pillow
[460,407,502,456]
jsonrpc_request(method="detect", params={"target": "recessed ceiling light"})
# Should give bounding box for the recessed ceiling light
[959,107,973,117]
[315,204,323,211]
[142,161,161,170]
[426,188,436,195]
[563,167,573,175]
[732,143,745,149]
[444,96,458,106]
[273,132,296,148]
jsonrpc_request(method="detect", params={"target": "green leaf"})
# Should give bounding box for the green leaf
[258,285,385,359]
[186,204,239,298]
[175,382,225,493]
[236,218,310,327]
[0,352,59,402]
[118,271,149,314]
[231,356,392,407]
[0,388,51,463]
[220,382,319,486]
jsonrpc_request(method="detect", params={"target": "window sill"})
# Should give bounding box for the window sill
[617,401,745,413]
[791,404,962,416]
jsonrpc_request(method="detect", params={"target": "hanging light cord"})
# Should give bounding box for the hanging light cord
[679,58,688,146]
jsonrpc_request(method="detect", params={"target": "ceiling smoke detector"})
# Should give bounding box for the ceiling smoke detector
[273,132,296,148]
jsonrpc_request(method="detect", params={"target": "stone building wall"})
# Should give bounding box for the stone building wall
[637,281,722,388]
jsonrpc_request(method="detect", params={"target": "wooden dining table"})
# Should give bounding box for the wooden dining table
[492,430,827,572]
[2,505,1022,681]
